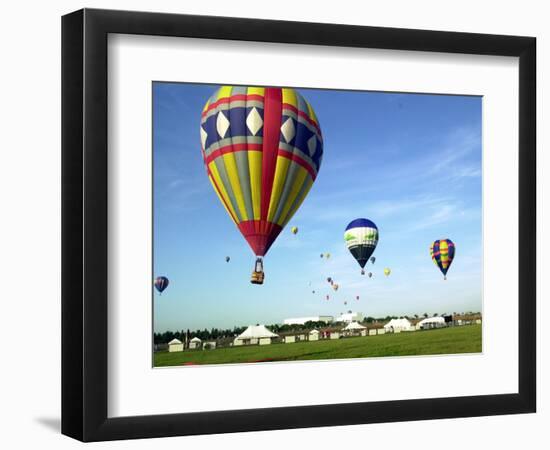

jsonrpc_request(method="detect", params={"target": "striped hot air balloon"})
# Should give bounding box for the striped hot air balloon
[154,276,169,294]
[200,86,323,283]
[344,218,379,271]
[430,239,455,280]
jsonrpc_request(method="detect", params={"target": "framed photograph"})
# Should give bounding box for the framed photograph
[62,8,536,442]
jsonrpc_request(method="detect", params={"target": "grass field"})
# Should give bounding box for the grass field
[154,324,481,367]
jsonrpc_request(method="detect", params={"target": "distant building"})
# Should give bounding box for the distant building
[283,316,333,325]
[335,312,364,323]
[168,338,183,352]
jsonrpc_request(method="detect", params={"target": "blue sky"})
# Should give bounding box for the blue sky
[153,83,482,333]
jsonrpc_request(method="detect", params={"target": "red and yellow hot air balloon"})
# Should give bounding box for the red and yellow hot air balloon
[200,86,323,284]
[430,239,455,280]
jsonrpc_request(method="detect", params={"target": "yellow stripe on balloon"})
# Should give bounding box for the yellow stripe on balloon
[207,164,238,225]
[247,87,265,97]
[267,156,291,222]
[282,88,298,108]
[222,152,249,221]
[248,150,262,220]
[216,86,233,101]
[276,165,309,226]
[282,176,314,228]
[202,98,211,113]
[305,100,318,124]
[440,240,449,268]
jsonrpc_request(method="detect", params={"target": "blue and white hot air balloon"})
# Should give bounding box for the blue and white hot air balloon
[344,218,379,274]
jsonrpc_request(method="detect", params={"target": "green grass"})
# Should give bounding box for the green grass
[154,324,481,367]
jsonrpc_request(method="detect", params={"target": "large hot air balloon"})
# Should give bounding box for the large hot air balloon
[430,239,455,280]
[344,218,378,273]
[291,226,298,234]
[154,276,169,294]
[200,86,323,285]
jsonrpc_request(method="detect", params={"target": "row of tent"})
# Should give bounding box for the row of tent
[167,316,470,352]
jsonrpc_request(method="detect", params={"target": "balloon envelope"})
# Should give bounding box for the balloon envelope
[430,239,455,277]
[384,268,391,276]
[291,226,298,234]
[154,276,169,293]
[344,218,379,268]
[200,86,323,258]
[225,256,230,262]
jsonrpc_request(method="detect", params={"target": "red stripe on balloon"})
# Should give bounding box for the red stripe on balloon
[201,94,264,117]
[204,143,262,164]
[281,103,322,135]
[277,149,316,180]
[260,88,283,224]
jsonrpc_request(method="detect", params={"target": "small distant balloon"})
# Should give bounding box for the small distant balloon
[370,256,376,264]
[344,301,348,305]
[368,272,373,278]
[320,253,324,258]
[325,253,331,259]
[356,295,359,300]
[312,290,316,294]
[332,283,339,291]
[225,256,230,262]
[154,276,169,294]
[384,268,391,277]
[327,277,332,283]
[326,295,330,301]
[291,226,298,235]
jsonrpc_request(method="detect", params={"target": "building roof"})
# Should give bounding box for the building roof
[236,325,279,340]
[168,338,182,345]
[190,337,202,342]
[343,321,367,330]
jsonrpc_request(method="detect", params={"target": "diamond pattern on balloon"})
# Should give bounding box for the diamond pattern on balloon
[307,135,317,156]
[280,117,296,143]
[216,111,230,138]
[246,107,263,136]
[200,127,208,150]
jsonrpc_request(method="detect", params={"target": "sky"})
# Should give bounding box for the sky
[153,82,482,333]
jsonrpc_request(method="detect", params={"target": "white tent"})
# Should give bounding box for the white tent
[168,338,183,352]
[309,329,320,341]
[189,336,202,349]
[234,325,279,346]
[342,321,367,336]
[384,318,413,332]
[418,316,446,329]
[343,321,366,331]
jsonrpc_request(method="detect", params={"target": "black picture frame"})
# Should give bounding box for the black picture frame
[62,8,536,442]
